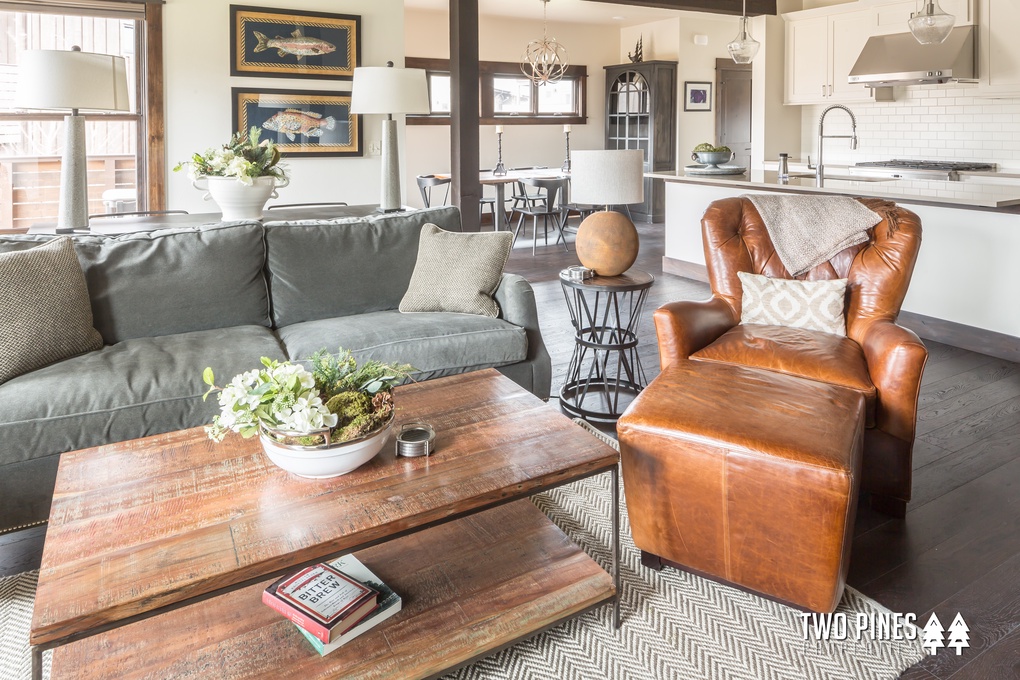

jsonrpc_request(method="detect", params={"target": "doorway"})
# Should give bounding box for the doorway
[716,59,752,170]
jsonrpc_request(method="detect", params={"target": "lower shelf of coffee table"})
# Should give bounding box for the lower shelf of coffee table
[50,500,615,679]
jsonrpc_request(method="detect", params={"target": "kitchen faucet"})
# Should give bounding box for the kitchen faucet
[816,104,859,186]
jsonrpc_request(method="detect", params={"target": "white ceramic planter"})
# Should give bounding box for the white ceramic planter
[194,175,289,221]
[259,419,392,479]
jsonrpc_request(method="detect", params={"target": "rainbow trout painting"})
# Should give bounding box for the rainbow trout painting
[262,109,337,141]
[253,29,336,61]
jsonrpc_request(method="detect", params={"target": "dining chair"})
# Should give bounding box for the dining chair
[478,169,505,230]
[417,175,452,208]
[511,177,570,256]
[266,202,349,210]
[509,167,548,211]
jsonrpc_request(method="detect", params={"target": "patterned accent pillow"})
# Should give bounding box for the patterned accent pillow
[0,237,103,384]
[399,224,513,317]
[738,271,848,336]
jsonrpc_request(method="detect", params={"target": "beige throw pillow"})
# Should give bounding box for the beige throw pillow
[738,271,847,336]
[399,224,513,318]
[0,237,103,384]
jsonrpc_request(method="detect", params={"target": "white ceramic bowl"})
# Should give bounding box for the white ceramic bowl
[259,420,393,479]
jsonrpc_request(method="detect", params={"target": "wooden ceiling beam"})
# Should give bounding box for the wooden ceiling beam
[581,0,776,16]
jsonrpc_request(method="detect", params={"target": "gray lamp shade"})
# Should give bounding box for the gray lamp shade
[351,66,430,115]
[16,49,129,111]
[570,149,645,205]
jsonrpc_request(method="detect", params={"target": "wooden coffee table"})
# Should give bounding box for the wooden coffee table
[30,369,620,679]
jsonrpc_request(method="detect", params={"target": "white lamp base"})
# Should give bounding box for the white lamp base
[379,117,401,212]
[58,114,89,232]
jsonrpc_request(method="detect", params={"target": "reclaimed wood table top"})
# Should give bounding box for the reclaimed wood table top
[31,369,619,648]
[50,501,614,679]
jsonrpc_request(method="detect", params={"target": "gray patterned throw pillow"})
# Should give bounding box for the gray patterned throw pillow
[738,271,847,336]
[399,224,513,318]
[0,237,103,384]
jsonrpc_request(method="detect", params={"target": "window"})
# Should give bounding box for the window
[407,58,587,126]
[0,3,159,232]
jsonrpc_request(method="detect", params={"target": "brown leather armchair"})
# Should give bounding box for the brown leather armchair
[655,196,927,517]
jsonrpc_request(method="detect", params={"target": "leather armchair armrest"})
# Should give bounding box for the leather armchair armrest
[859,320,928,442]
[653,297,738,369]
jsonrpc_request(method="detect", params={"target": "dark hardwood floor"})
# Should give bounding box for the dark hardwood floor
[1,219,1016,679]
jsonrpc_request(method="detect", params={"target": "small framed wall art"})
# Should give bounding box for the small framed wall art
[232,87,363,158]
[230,5,360,80]
[683,82,712,112]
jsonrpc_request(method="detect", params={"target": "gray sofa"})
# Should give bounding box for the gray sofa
[0,206,551,531]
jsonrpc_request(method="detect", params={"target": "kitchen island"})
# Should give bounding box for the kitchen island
[651,170,1020,358]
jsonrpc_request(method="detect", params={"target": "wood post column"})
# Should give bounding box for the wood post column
[449,0,481,231]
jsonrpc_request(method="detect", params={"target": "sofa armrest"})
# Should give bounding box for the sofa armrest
[493,273,552,399]
[653,297,738,369]
[860,320,928,443]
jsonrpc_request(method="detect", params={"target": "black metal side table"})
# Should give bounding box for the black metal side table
[559,268,654,422]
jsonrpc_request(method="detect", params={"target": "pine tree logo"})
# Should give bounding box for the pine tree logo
[922,613,945,655]
[947,613,970,655]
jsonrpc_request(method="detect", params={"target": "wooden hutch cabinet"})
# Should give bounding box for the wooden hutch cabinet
[604,61,677,223]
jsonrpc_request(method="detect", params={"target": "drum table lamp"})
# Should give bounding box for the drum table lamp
[570,149,645,277]
[16,46,129,232]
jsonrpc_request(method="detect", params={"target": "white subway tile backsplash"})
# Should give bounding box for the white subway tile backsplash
[801,91,1020,169]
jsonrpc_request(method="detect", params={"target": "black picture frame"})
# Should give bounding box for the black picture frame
[230,5,361,80]
[232,87,363,158]
[684,82,712,112]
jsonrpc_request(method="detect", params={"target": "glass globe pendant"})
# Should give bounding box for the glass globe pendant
[522,0,569,86]
[727,0,760,64]
[908,0,954,44]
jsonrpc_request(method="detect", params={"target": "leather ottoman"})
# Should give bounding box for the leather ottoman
[617,360,866,613]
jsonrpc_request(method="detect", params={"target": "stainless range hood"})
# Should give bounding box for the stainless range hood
[848,26,975,87]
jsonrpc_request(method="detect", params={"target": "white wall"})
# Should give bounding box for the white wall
[402,9,620,209]
[163,0,405,212]
[799,85,1020,169]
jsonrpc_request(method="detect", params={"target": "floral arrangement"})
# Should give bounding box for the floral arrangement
[174,127,286,185]
[203,349,414,446]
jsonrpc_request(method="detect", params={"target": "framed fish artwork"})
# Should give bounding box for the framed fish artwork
[230,5,360,80]
[232,87,363,158]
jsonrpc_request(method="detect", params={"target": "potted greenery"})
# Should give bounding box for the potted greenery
[203,348,413,478]
[175,127,289,220]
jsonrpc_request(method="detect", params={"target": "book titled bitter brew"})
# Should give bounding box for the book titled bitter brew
[263,562,379,644]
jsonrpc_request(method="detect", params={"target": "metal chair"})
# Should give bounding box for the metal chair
[478,169,505,230]
[417,175,452,208]
[267,202,349,210]
[509,167,548,211]
[510,177,570,255]
[88,210,189,219]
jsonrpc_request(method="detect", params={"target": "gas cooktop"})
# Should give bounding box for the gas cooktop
[855,159,996,172]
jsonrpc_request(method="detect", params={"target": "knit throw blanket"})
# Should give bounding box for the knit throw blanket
[745,194,882,276]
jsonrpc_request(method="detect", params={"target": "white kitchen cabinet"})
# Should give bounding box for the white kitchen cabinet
[785,10,892,104]
[978,0,1020,96]
[873,0,972,36]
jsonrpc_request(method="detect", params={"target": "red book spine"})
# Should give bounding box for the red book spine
[261,590,331,643]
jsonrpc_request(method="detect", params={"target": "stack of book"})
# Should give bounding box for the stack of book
[263,555,402,656]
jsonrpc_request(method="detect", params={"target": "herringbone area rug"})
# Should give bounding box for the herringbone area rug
[1,426,925,679]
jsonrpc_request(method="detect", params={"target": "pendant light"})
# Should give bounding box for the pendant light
[727,0,760,64]
[908,0,955,45]
[522,0,568,86]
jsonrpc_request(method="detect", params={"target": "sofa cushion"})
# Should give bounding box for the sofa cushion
[0,325,285,465]
[400,224,512,317]
[277,310,527,381]
[691,324,877,426]
[0,237,103,385]
[264,206,462,328]
[0,224,271,344]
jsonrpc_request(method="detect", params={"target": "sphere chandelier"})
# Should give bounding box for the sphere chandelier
[521,0,569,86]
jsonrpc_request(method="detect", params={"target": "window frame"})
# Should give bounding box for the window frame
[406,57,587,126]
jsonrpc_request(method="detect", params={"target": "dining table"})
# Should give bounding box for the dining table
[432,168,569,232]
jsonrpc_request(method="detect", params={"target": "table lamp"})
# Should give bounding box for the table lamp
[16,46,129,233]
[570,149,645,277]
[351,62,430,212]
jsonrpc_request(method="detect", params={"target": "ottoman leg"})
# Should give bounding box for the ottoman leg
[641,551,664,571]
[870,494,907,519]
